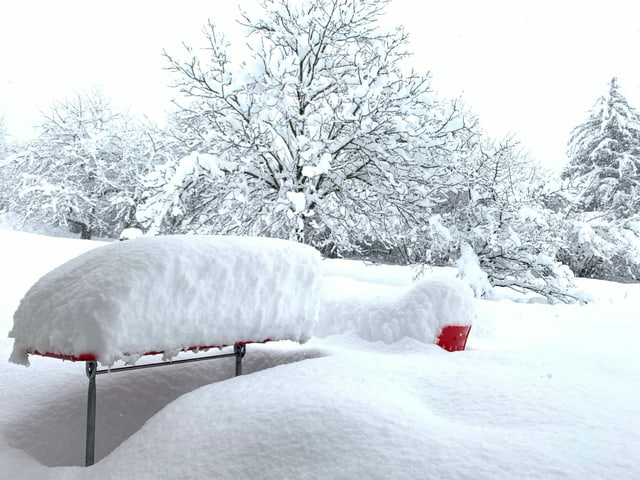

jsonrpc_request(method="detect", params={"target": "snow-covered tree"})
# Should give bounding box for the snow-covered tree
[414,139,581,303]
[556,213,640,282]
[553,78,640,282]
[142,0,475,254]
[562,77,640,218]
[5,91,162,238]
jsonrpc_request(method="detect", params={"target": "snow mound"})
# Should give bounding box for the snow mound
[118,227,143,241]
[9,235,322,366]
[316,275,476,343]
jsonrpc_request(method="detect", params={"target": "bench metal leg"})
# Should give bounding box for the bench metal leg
[82,345,246,466]
[234,343,246,376]
[85,361,97,467]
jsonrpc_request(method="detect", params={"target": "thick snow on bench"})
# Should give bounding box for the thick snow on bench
[9,235,322,366]
[316,274,476,344]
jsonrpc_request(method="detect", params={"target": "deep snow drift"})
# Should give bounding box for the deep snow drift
[10,235,321,366]
[317,272,476,343]
[0,229,639,479]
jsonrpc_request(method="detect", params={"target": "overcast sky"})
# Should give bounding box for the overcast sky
[1,0,639,171]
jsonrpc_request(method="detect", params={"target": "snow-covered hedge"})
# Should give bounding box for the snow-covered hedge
[316,275,476,344]
[10,235,322,366]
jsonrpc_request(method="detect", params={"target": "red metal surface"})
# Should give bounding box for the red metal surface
[29,351,99,362]
[28,338,271,362]
[437,325,472,352]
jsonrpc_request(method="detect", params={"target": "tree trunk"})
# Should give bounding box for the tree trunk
[67,218,92,240]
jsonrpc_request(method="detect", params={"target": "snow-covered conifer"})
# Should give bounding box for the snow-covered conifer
[563,77,640,218]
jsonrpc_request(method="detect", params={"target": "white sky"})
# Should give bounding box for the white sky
[1,0,639,170]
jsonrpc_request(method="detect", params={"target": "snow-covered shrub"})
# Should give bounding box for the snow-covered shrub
[118,227,143,241]
[409,140,582,303]
[457,243,492,297]
[557,214,640,282]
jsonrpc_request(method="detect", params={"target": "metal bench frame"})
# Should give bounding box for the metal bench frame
[35,343,247,467]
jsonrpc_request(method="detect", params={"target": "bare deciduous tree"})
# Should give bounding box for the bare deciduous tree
[142,0,474,255]
[5,91,160,238]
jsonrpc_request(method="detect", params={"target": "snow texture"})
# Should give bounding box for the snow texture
[316,273,476,343]
[118,227,143,241]
[9,235,322,366]
[1,230,640,477]
[286,191,306,214]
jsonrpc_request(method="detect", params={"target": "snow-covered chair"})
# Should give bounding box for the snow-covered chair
[9,235,322,466]
[316,275,476,351]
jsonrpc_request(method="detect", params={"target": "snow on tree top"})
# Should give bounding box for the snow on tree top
[9,235,322,367]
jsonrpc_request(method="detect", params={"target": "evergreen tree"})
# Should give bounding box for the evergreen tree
[562,77,640,218]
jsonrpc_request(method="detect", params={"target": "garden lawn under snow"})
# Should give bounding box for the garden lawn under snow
[0,228,639,479]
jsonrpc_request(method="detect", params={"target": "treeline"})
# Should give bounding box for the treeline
[1,0,640,301]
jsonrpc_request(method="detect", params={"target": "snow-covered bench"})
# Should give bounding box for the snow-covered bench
[9,235,322,466]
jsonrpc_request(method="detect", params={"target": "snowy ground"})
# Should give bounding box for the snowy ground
[1,228,639,479]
